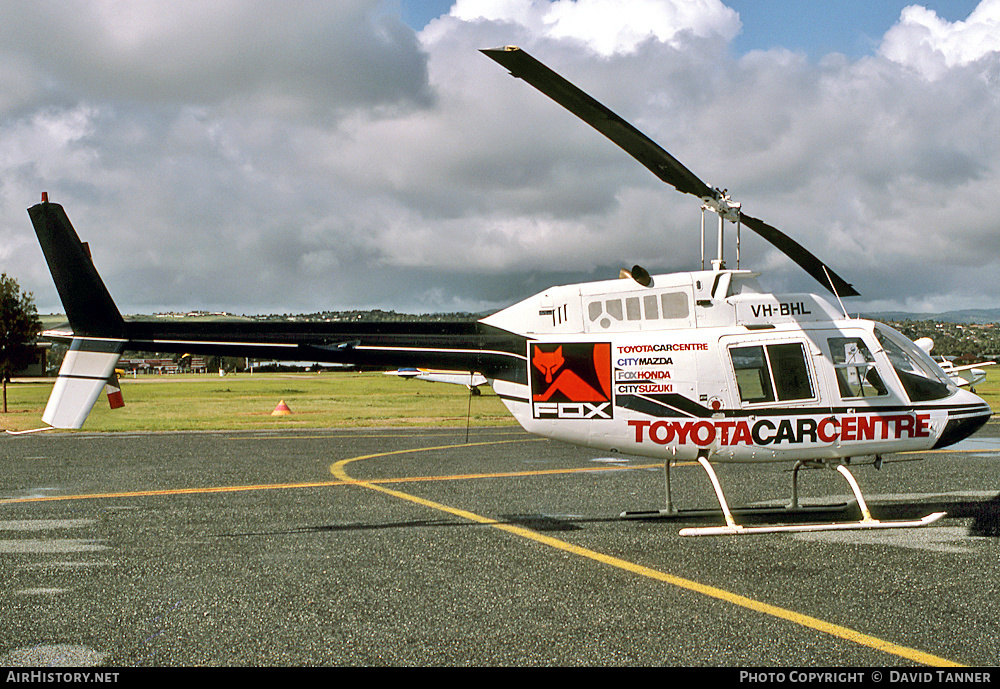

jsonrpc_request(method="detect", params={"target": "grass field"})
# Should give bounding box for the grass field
[3,367,997,434]
[1,371,516,433]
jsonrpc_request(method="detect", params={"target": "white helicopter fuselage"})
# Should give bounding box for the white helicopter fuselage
[483,268,990,463]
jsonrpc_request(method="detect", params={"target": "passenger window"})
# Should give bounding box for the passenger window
[828,337,887,398]
[661,292,689,319]
[731,342,814,404]
[605,299,623,321]
[643,295,659,319]
[769,343,814,400]
[626,297,641,320]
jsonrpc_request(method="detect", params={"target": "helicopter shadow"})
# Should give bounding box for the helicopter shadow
[870,493,1000,537]
[210,494,1000,539]
[622,493,1000,538]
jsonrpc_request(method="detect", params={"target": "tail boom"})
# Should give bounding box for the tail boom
[29,197,527,429]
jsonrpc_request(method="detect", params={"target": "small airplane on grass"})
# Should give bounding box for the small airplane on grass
[914,337,994,391]
[937,359,994,391]
[385,368,488,394]
[26,46,991,535]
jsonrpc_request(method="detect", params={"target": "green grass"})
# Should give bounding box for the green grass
[5,366,998,434]
[1,372,515,433]
[970,366,1000,412]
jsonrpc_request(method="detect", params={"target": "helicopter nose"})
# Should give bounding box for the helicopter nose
[932,387,993,449]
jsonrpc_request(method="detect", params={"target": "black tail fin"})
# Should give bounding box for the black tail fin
[28,195,128,429]
[28,195,125,338]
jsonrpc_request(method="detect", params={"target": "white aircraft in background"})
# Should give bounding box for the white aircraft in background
[914,338,994,391]
[385,368,488,394]
[26,46,992,536]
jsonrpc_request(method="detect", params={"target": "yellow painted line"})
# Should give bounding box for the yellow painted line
[903,448,1000,455]
[346,461,661,486]
[1,432,970,664]
[331,442,964,668]
[0,438,652,505]
[0,480,348,505]
[227,430,525,441]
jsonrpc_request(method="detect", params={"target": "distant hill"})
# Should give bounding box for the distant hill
[863,309,1000,325]
[43,308,1000,327]
[38,314,69,330]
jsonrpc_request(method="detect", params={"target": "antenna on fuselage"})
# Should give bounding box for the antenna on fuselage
[823,265,851,320]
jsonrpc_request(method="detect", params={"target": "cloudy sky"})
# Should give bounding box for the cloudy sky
[2,0,998,317]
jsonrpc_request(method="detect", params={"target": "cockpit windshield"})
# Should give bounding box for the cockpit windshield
[873,323,956,402]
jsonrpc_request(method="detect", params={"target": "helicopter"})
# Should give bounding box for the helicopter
[27,46,992,535]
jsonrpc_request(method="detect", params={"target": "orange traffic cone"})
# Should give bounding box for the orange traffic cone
[271,400,292,416]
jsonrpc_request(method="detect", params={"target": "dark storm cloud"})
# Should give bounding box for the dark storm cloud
[3,1,1000,317]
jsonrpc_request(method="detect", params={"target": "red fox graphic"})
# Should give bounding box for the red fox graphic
[531,343,611,402]
[533,345,565,383]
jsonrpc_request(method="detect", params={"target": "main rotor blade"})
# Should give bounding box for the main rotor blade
[739,213,859,297]
[481,46,714,200]
[482,45,859,298]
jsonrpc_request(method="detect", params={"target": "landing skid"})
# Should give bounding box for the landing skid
[680,511,945,536]
[620,501,854,520]
[621,454,947,536]
[5,427,53,435]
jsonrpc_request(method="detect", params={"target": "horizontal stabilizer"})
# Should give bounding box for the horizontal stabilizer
[43,337,126,429]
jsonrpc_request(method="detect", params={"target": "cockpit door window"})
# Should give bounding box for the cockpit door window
[828,337,888,398]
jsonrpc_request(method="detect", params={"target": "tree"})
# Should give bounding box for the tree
[0,274,42,413]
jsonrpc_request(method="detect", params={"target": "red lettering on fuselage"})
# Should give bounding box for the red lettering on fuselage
[628,413,931,447]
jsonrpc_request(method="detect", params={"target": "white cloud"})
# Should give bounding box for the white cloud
[880,0,1000,79]
[449,0,740,55]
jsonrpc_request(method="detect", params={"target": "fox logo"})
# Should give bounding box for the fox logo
[532,345,565,384]
[530,343,612,419]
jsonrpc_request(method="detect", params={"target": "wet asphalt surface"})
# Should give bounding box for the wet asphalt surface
[2,424,999,667]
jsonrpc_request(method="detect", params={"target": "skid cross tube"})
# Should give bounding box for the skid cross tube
[621,452,848,521]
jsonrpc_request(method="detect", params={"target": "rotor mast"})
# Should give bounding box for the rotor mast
[700,189,741,272]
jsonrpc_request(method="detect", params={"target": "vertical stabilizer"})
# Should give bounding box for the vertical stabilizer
[29,196,128,428]
[28,197,125,338]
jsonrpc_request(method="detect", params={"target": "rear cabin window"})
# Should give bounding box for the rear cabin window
[731,343,814,404]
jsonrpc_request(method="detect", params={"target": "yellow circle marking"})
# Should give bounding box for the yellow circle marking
[331,440,964,668]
